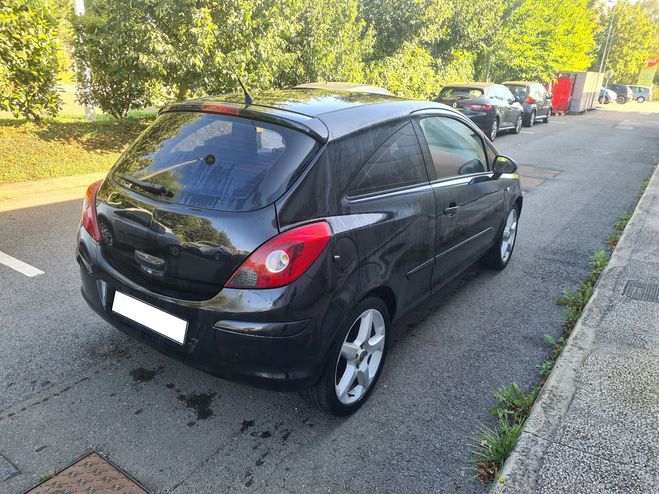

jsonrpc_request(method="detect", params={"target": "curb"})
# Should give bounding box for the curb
[492,162,659,493]
[0,172,106,212]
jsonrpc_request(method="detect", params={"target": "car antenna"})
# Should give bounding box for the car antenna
[237,77,253,105]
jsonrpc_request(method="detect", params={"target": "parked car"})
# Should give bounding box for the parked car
[606,83,634,104]
[503,81,552,126]
[434,83,524,141]
[77,89,523,416]
[598,87,617,104]
[628,85,652,103]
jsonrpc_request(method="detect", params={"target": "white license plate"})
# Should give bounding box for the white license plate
[112,291,187,345]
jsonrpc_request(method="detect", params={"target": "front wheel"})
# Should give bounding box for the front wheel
[303,298,389,416]
[598,96,604,104]
[488,118,499,141]
[616,96,626,104]
[511,114,523,134]
[637,96,645,103]
[481,205,519,270]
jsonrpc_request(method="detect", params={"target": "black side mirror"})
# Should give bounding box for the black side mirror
[514,96,522,103]
[493,155,518,175]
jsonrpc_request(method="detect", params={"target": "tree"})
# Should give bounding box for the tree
[599,0,656,82]
[0,0,61,121]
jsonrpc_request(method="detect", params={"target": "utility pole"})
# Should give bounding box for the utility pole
[73,0,95,120]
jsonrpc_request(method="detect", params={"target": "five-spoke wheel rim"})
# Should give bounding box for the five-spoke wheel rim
[335,308,386,405]
[490,120,498,141]
[500,209,518,263]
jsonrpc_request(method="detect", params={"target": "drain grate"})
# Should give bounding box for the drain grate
[26,452,149,494]
[623,280,659,303]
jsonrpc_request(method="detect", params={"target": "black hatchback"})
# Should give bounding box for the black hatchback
[77,89,523,415]
[435,83,524,141]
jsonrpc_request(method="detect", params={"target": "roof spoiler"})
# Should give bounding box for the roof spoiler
[159,101,329,143]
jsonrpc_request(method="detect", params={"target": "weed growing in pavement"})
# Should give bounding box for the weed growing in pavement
[471,174,652,486]
[37,470,55,483]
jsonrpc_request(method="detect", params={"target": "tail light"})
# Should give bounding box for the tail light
[524,96,536,104]
[464,104,492,111]
[81,180,103,242]
[226,222,332,289]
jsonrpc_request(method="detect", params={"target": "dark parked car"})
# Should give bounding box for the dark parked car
[77,89,522,415]
[434,83,524,141]
[503,81,552,126]
[606,83,633,104]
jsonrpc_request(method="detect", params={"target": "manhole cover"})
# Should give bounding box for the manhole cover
[623,280,659,303]
[25,452,149,494]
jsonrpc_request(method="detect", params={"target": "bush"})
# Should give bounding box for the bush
[0,0,61,121]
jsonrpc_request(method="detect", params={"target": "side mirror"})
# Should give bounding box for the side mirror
[508,98,515,105]
[493,155,518,175]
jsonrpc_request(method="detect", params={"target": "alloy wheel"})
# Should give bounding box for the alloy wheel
[489,120,498,141]
[529,111,535,126]
[515,115,522,133]
[335,308,386,405]
[500,209,518,263]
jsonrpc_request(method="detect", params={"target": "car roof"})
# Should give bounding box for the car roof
[503,81,536,86]
[162,89,454,141]
[293,82,394,96]
[442,82,494,89]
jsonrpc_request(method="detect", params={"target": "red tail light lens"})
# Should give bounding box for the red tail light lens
[524,96,536,104]
[81,180,103,242]
[464,104,492,111]
[226,222,332,289]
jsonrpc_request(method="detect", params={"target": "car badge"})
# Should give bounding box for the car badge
[452,102,457,108]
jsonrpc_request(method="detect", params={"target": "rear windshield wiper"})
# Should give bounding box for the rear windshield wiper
[117,174,172,197]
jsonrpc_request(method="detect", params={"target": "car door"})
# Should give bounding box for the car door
[535,84,550,116]
[413,112,505,290]
[499,85,520,126]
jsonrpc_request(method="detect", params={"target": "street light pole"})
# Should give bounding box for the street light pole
[73,0,95,120]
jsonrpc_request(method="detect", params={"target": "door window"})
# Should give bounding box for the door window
[348,122,428,196]
[418,117,487,179]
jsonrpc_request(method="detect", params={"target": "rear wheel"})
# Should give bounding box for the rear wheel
[303,297,389,416]
[616,95,626,104]
[541,109,551,123]
[598,96,604,104]
[488,118,499,141]
[524,110,536,127]
[481,205,519,270]
[637,96,645,103]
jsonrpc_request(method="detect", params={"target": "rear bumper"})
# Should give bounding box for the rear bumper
[77,228,345,391]
[460,110,491,131]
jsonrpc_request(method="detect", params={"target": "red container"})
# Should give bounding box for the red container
[549,74,575,113]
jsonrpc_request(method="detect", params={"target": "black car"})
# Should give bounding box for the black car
[503,81,552,126]
[77,89,523,415]
[435,83,524,141]
[606,83,634,104]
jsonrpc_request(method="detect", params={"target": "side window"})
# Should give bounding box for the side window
[349,122,427,196]
[418,117,487,179]
[501,86,515,102]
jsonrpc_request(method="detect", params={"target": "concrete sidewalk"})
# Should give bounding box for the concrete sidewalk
[0,172,105,212]
[496,163,659,493]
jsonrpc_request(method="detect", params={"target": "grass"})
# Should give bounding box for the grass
[37,470,55,483]
[0,112,154,185]
[471,179,652,485]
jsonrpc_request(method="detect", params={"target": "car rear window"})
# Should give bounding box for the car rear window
[505,85,527,99]
[111,112,318,212]
[439,87,484,99]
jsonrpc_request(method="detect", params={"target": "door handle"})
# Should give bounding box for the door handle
[443,205,460,216]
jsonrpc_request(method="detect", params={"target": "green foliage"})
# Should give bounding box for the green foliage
[599,0,656,83]
[472,416,524,482]
[0,113,153,184]
[490,383,538,423]
[0,0,61,121]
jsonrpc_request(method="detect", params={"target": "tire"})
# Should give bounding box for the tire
[527,110,536,127]
[488,118,499,141]
[598,96,604,104]
[481,205,519,270]
[511,113,523,134]
[616,96,626,104]
[303,297,390,416]
[541,109,551,123]
[637,96,645,103]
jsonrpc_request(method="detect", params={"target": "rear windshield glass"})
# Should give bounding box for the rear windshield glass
[438,87,484,99]
[111,112,318,212]
[505,85,527,99]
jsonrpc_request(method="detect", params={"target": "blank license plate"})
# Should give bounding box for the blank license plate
[112,291,187,345]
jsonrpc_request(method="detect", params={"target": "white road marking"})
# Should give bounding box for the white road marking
[521,131,535,134]
[0,250,44,277]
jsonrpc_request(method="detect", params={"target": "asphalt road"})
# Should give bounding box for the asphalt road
[1,107,658,494]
